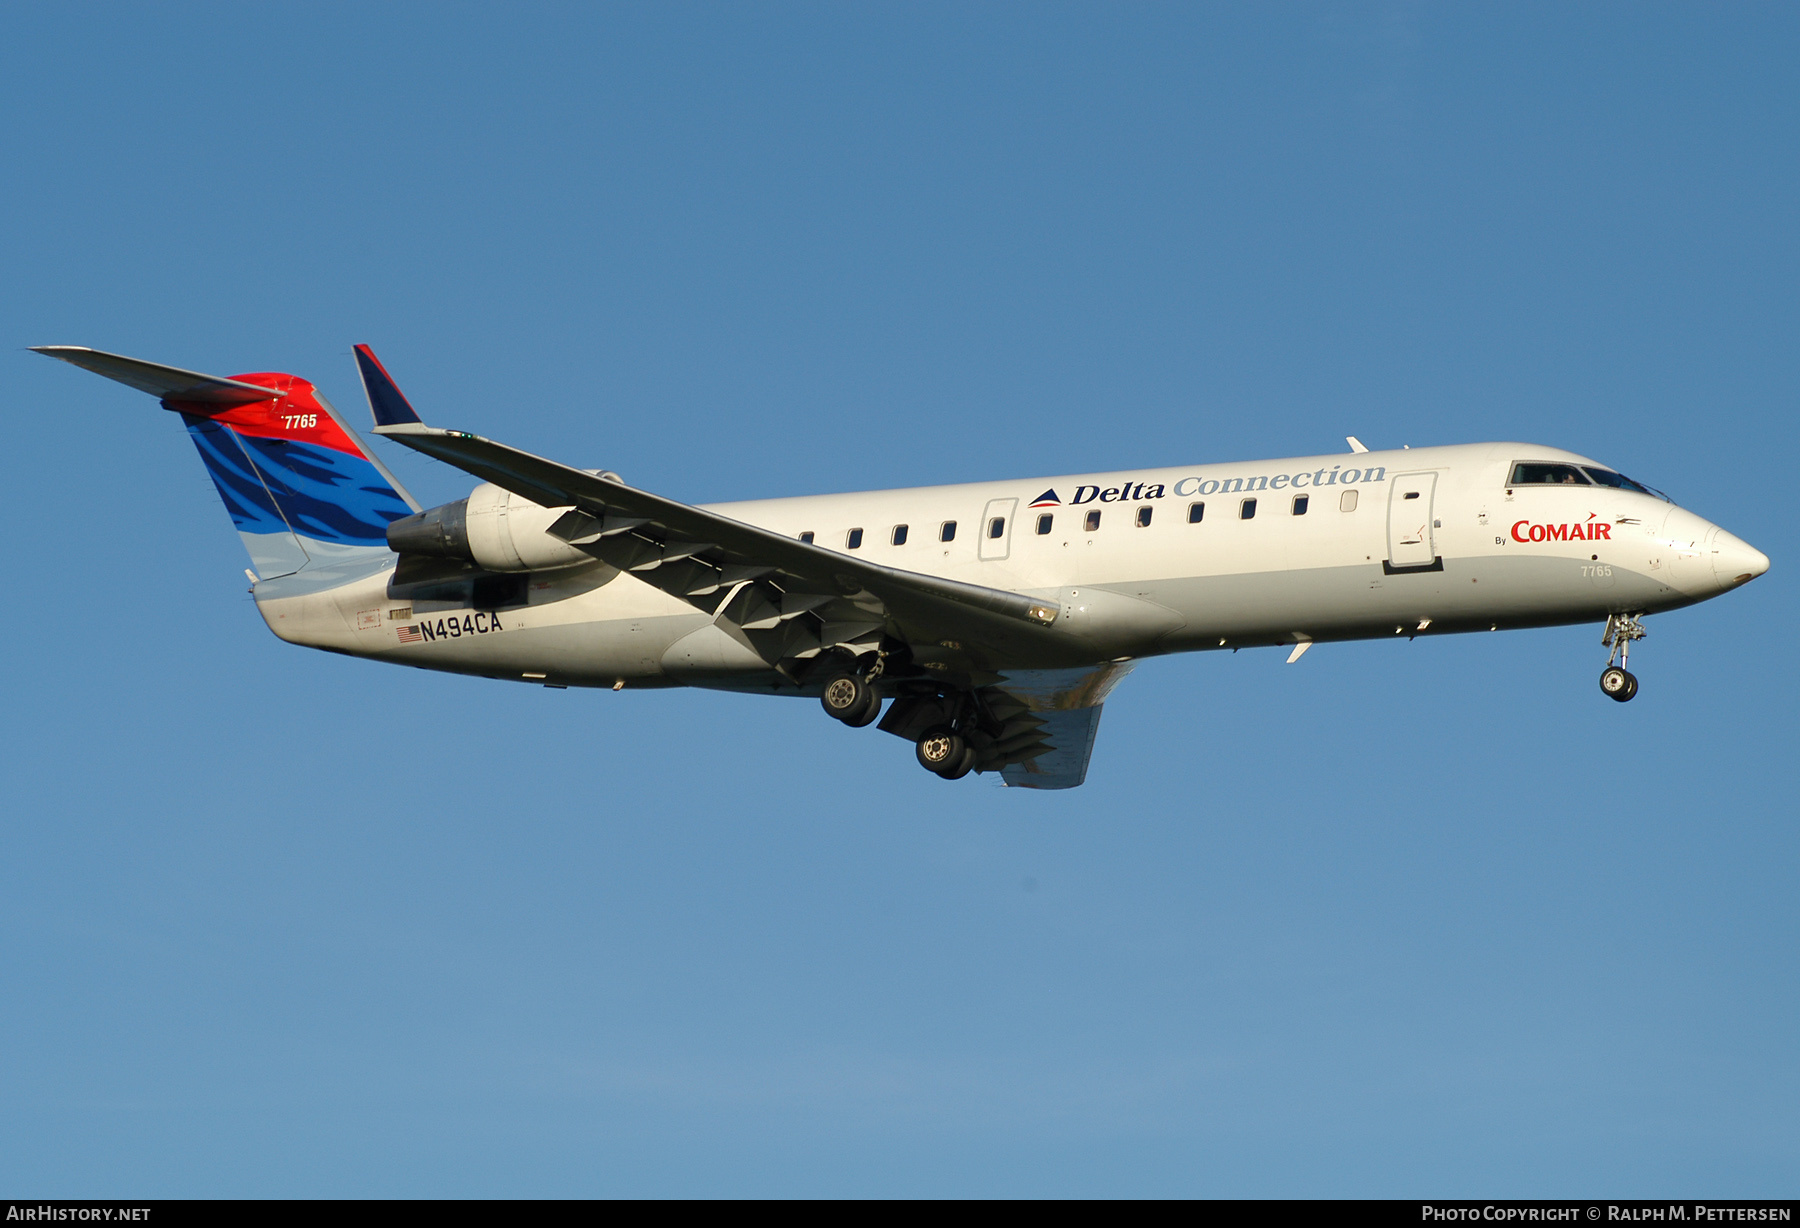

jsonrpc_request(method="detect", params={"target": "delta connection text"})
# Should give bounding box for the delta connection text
[1053,464,1388,506]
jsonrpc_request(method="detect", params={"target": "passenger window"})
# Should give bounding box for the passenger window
[1084,510,1101,531]
[1508,462,1592,486]
[1292,495,1308,516]
[1339,489,1357,512]
[987,517,1005,539]
[1188,502,1204,524]
[891,524,908,546]
[1135,506,1153,527]
[1240,498,1256,520]
[799,531,815,544]
[940,521,956,542]
[1036,513,1053,535]
[847,528,863,549]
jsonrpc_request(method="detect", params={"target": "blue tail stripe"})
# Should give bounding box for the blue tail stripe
[183,416,411,547]
[185,417,292,536]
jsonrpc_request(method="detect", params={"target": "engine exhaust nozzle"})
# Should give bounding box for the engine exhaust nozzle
[385,497,472,561]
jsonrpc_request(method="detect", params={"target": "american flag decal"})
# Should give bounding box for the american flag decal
[396,625,422,643]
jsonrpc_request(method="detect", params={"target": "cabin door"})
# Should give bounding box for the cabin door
[1386,472,1438,569]
[978,497,1018,562]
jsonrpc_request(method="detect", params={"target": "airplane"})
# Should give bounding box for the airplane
[33,344,1770,789]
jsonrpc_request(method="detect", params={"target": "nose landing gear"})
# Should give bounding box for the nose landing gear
[1600,613,1646,703]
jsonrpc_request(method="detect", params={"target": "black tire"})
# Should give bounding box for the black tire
[916,725,966,773]
[935,744,977,780]
[1600,666,1634,702]
[1619,670,1639,702]
[821,673,870,723]
[844,687,883,727]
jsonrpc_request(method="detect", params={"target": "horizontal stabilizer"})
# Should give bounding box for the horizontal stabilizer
[31,346,278,407]
[353,344,423,427]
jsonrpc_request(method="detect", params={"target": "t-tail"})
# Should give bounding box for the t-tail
[32,346,419,594]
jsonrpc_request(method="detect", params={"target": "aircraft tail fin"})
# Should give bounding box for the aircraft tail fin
[32,346,418,588]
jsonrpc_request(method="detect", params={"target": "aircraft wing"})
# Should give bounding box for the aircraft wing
[372,420,1065,673]
[359,345,1121,786]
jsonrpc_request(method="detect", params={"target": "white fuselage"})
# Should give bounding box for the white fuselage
[252,441,1767,691]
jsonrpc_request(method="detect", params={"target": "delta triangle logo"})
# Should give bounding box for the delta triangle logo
[1028,489,1060,507]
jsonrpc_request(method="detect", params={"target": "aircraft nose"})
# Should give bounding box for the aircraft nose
[1711,528,1770,589]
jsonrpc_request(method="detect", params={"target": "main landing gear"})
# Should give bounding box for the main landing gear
[915,726,976,780]
[1599,613,1647,703]
[820,671,881,727]
[819,660,982,782]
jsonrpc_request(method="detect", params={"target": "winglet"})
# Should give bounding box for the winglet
[1346,436,1369,454]
[353,344,423,427]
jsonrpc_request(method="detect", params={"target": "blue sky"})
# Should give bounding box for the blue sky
[2,2,1794,1196]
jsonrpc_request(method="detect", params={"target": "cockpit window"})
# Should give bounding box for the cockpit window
[1581,467,1655,495]
[1509,462,1591,486]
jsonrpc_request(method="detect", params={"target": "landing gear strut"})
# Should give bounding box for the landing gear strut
[1600,614,1646,703]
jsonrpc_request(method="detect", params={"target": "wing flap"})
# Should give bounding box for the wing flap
[998,706,1106,790]
[979,662,1135,789]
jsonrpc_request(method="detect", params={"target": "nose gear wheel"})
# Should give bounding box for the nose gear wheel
[1600,614,1647,702]
[1600,666,1638,702]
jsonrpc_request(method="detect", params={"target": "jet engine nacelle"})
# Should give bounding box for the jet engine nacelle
[386,483,591,572]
